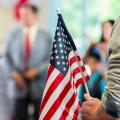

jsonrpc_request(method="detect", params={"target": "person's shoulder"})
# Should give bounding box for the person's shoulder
[111,16,120,33]
[10,27,22,36]
[6,27,22,46]
[6,26,22,41]
[115,16,120,22]
[37,28,52,42]
[37,28,50,36]
[113,16,120,27]
[93,71,103,78]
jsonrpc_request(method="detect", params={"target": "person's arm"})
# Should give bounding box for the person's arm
[101,16,120,118]
[98,110,118,120]
[5,33,15,75]
[97,104,118,120]
[37,33,52,73]
[5,31,25,87]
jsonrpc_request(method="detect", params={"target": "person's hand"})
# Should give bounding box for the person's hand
[24,68,39,80]
[12,72,25,88]
[80,94,103,120]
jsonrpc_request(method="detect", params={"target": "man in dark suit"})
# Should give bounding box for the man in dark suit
[5,4,52,120]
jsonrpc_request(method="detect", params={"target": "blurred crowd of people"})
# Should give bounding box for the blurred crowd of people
[79,19,115,103]
[0,2,115,120]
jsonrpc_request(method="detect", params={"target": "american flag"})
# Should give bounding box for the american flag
[39,12,90,120]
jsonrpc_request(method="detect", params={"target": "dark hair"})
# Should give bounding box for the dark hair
[84,44,101,62]
[100,19,115,43]
[22,4,39,14]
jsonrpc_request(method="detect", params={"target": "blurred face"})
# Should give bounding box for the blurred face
[103,22,112,42]
[87,57,98,73]
[19,7,37,27]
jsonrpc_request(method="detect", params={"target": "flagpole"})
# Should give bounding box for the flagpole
[75,52,90,96]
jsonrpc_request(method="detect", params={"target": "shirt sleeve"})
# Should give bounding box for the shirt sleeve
[4,31,16,74]
[101,16,120,118]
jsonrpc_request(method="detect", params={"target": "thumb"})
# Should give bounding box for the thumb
[84,94,92,101]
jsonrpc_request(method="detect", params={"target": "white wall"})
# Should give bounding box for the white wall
[0,0,49,54]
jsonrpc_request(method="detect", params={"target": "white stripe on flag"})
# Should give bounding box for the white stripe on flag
[69,51,75,60]
[42,68,60,98]
[51,87,74,120]
[66,96,80,120]
[69,51,84,69]
[70,62,81,71]
[40,68,71,119]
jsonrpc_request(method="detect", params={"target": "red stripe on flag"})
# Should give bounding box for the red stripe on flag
[75,75,90,88]
[73,102,81,120]
[43,76,72,120]
[72,65,86,78]
[75,78,83,88]
[85,75,90,81]
[40,72,64,113]
[69,56,81,66]
[73,67,80,78]
[46,65,55,82]
[81,65,86,72]
[59,93,77,120]
[76,55,81,62]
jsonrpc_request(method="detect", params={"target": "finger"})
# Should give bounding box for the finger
[84,94,93,101]
[81,109,92,120]
[82,101,95,107]
[81,111,89,120]
[80,106,90,115]
[81,115,89,120]
[81,108,91,117]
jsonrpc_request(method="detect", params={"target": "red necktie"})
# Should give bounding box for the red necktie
[25,32,31,69]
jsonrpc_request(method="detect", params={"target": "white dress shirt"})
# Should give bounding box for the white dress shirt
[23,24,39,48]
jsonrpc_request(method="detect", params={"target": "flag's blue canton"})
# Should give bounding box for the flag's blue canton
[50,18,72,75]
